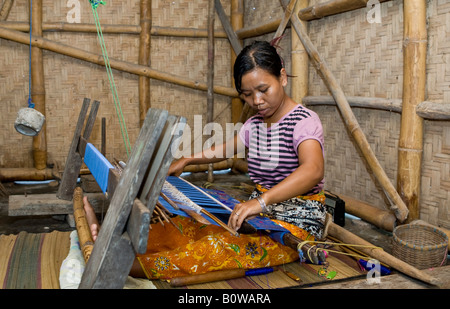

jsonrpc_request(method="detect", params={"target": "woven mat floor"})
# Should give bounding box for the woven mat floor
[0,230,70,289]
[152,248,367,289]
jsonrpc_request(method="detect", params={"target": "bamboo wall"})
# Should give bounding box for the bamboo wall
[0,1,449,229]
[0,0,232,168]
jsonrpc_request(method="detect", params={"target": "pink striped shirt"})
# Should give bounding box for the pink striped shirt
[239,104,324,194]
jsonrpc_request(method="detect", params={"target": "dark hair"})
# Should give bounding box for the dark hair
[233,41,284,94]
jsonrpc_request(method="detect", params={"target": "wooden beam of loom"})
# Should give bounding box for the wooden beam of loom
[79,109,186,288]
[282,3,409,223]
[73,187,94,262]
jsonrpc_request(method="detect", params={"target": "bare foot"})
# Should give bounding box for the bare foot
[83,196,100,241]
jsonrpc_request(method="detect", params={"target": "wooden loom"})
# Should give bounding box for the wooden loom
[57,98,186,288]
[56,97,444,289]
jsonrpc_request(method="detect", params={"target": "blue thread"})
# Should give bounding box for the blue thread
[245,267,274,276]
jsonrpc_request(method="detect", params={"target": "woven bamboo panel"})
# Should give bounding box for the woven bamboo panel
[0,0,232,168]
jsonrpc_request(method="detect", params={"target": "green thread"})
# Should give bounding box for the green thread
[90,2,131,157]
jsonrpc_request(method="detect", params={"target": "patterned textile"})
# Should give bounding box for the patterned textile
[251,184,327,240]
[137,216,312,280]
[239,104,325,194]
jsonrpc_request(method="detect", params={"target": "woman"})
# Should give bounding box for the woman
[169,40,326,239]
[83,40,327,280]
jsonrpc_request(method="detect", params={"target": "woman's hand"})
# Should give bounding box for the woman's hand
[228,198,264,231]
[167,158,189,176]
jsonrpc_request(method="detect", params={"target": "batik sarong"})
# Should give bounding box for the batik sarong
[136,187,326,280]
[251,184,327,240]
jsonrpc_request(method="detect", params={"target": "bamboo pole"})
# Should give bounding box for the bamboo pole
[285,6,409,222]
[397,0,427,222]
[230,0,244,124]
[303,95,450,120]
[73,187,94,262]
[0,21,228,38]
[30,0,47,170]
[138,0,152,127]
[298,0,392,21]
[339,193,397,232]
[235,19,281,40]
[290,0,309,105]
[207,0,215,182]
[328,222,441,287]
[274,0,298,40]
[0,26,238,98]
[0,167,55,181]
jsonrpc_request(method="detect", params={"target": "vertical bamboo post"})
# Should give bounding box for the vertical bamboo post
[290,0,309,104]
[31,0,47,170]
[230,0,244,124]
[207,0,215,182]
[397,0,427,222]
[138,0,152,127]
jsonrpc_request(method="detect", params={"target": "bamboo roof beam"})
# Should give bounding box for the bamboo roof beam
[398,0,427,222]
[304,96,450,120]
[298,0,392,21]
[0,26,238,98]
[0,21,228,38]
[235,19,282,40]
[283,4,409,222]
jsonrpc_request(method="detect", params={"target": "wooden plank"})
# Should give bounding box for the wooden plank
[127,198,150,254]
[79,108,170,289]
[56,98,90,200]
[215,0,242,55]
[140,115,186,209]
[8,192,107,216]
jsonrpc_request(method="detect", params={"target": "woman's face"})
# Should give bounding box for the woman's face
[239,68,288,119]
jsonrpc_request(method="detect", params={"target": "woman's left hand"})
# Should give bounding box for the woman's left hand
[228,198,263,231]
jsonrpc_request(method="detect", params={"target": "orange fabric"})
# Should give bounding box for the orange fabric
[137,216,312,280]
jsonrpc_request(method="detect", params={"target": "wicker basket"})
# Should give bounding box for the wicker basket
[392,224,448,270]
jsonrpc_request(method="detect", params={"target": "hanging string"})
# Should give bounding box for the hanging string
[89,0,131,157]
[28,0,34,108]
